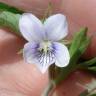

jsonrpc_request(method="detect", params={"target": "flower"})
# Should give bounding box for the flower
[19,13,70,73]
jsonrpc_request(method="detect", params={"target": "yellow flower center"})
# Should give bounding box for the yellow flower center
[39,41,51,53]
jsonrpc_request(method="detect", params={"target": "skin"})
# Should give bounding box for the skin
[0,0,96,96]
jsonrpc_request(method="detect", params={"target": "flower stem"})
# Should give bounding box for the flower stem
[42,62,78,96]
[42,2,53,22]
[48,64,57,80]
[42,64,57,96]
[41,81,54,96]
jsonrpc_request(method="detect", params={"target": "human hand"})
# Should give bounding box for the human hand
[0,0,96,96]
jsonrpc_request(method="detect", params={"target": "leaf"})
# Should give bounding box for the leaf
[0,11,21,35]
[79,57,96,67]
[54,28,91,85]
[88,67,96,72]
[69,28,88,58]
[0,2,23,14]
[79,37,91,54]
[89,94,96,96]
[55,42,90,84]
[78,57,96,71]
[69,28,90,65]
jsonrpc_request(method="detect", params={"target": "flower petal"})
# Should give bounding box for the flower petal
[23,42,55,73]
[52,42,70,67]
[19,13,45,42]
[23,42,40,63]
[44,14,68,41]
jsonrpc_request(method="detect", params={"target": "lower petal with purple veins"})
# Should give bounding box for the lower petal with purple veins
[23,42,55,73]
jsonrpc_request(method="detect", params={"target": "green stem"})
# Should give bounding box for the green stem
[41,81,54,96]
[48,64,56,80]
[43,57,96,96]
[42,2,53,22]
[42,64,56,96]
[42,63,77,96]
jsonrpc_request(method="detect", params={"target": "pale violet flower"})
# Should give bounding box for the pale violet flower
[19,13,70,73]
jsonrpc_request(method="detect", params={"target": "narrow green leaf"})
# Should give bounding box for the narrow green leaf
[89,94,96,96]
[55,28,90,85]
[0,2,23,14]
[0,11,21,35]
[88,67,96,72]
[79,37,91,54]
[69,28,88,58]
[68,32,90,68]
[78,57,96,68]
